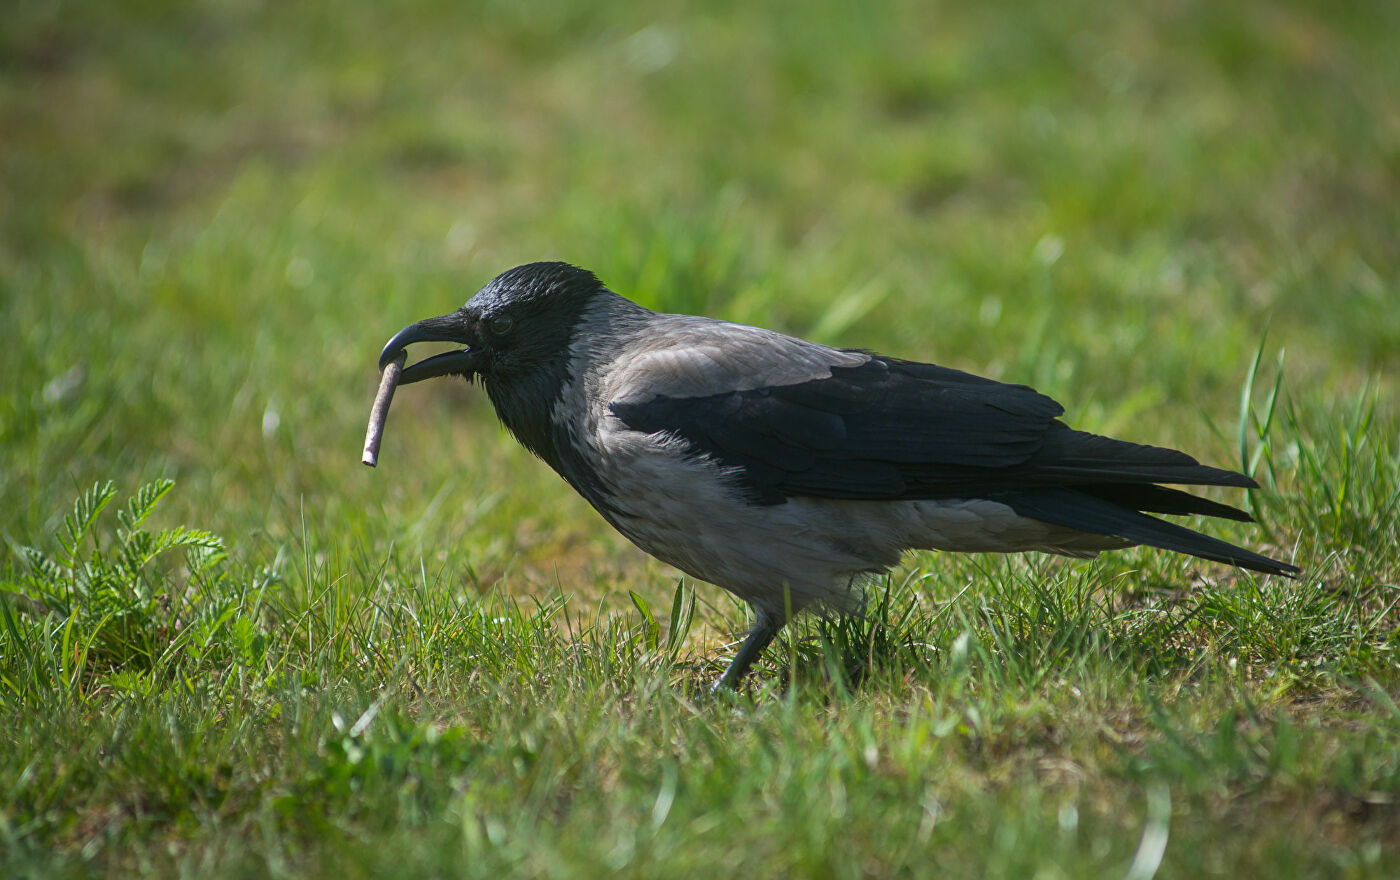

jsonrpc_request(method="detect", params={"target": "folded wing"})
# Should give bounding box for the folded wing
[609,335,1297,578]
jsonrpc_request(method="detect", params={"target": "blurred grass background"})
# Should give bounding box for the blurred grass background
[2,0,1398,876]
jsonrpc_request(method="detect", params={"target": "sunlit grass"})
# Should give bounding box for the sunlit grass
[3,0,1399,876]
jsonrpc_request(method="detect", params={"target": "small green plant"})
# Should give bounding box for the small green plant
[0,480,266,702]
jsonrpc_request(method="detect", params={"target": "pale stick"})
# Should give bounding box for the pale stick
[362,351,406,467]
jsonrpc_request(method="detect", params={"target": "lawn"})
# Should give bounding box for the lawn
[2,0,1398,876]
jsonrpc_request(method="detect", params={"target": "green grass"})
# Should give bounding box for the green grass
[3,0,1399,876]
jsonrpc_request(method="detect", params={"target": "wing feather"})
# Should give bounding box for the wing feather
[606,321,1252,503]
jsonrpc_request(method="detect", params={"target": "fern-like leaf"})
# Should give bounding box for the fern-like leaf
[117,479,175,534]
[117,526,223,576]
[60,481,117,564]
[19,545,64,584]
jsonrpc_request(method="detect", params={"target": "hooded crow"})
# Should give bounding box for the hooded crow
[378,261,1299,689]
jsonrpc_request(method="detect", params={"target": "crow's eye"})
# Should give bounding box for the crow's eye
[485,315,514,336]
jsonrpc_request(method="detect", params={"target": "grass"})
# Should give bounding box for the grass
[2,0,1399,875]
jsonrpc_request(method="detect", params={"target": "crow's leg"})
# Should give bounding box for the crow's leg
[713,606,784,691]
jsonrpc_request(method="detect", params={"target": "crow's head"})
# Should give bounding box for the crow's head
[378,261,612,467]
[379,262,605,387]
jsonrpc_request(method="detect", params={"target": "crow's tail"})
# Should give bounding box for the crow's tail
[998,488,1300,578]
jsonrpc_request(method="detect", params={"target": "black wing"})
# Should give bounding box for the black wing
[611,356,1253,504]
[610,354,1299,578]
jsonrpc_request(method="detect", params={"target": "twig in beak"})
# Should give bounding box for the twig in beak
[362,351,407,467]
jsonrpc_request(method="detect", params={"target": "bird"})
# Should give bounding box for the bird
[377,261,1299,689]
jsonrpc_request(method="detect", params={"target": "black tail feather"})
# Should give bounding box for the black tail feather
[1075,483,1255,523]
[1033,428,1262,490]
[999,488,1299,578]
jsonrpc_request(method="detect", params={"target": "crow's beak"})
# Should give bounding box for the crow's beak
[379,311,484,385]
